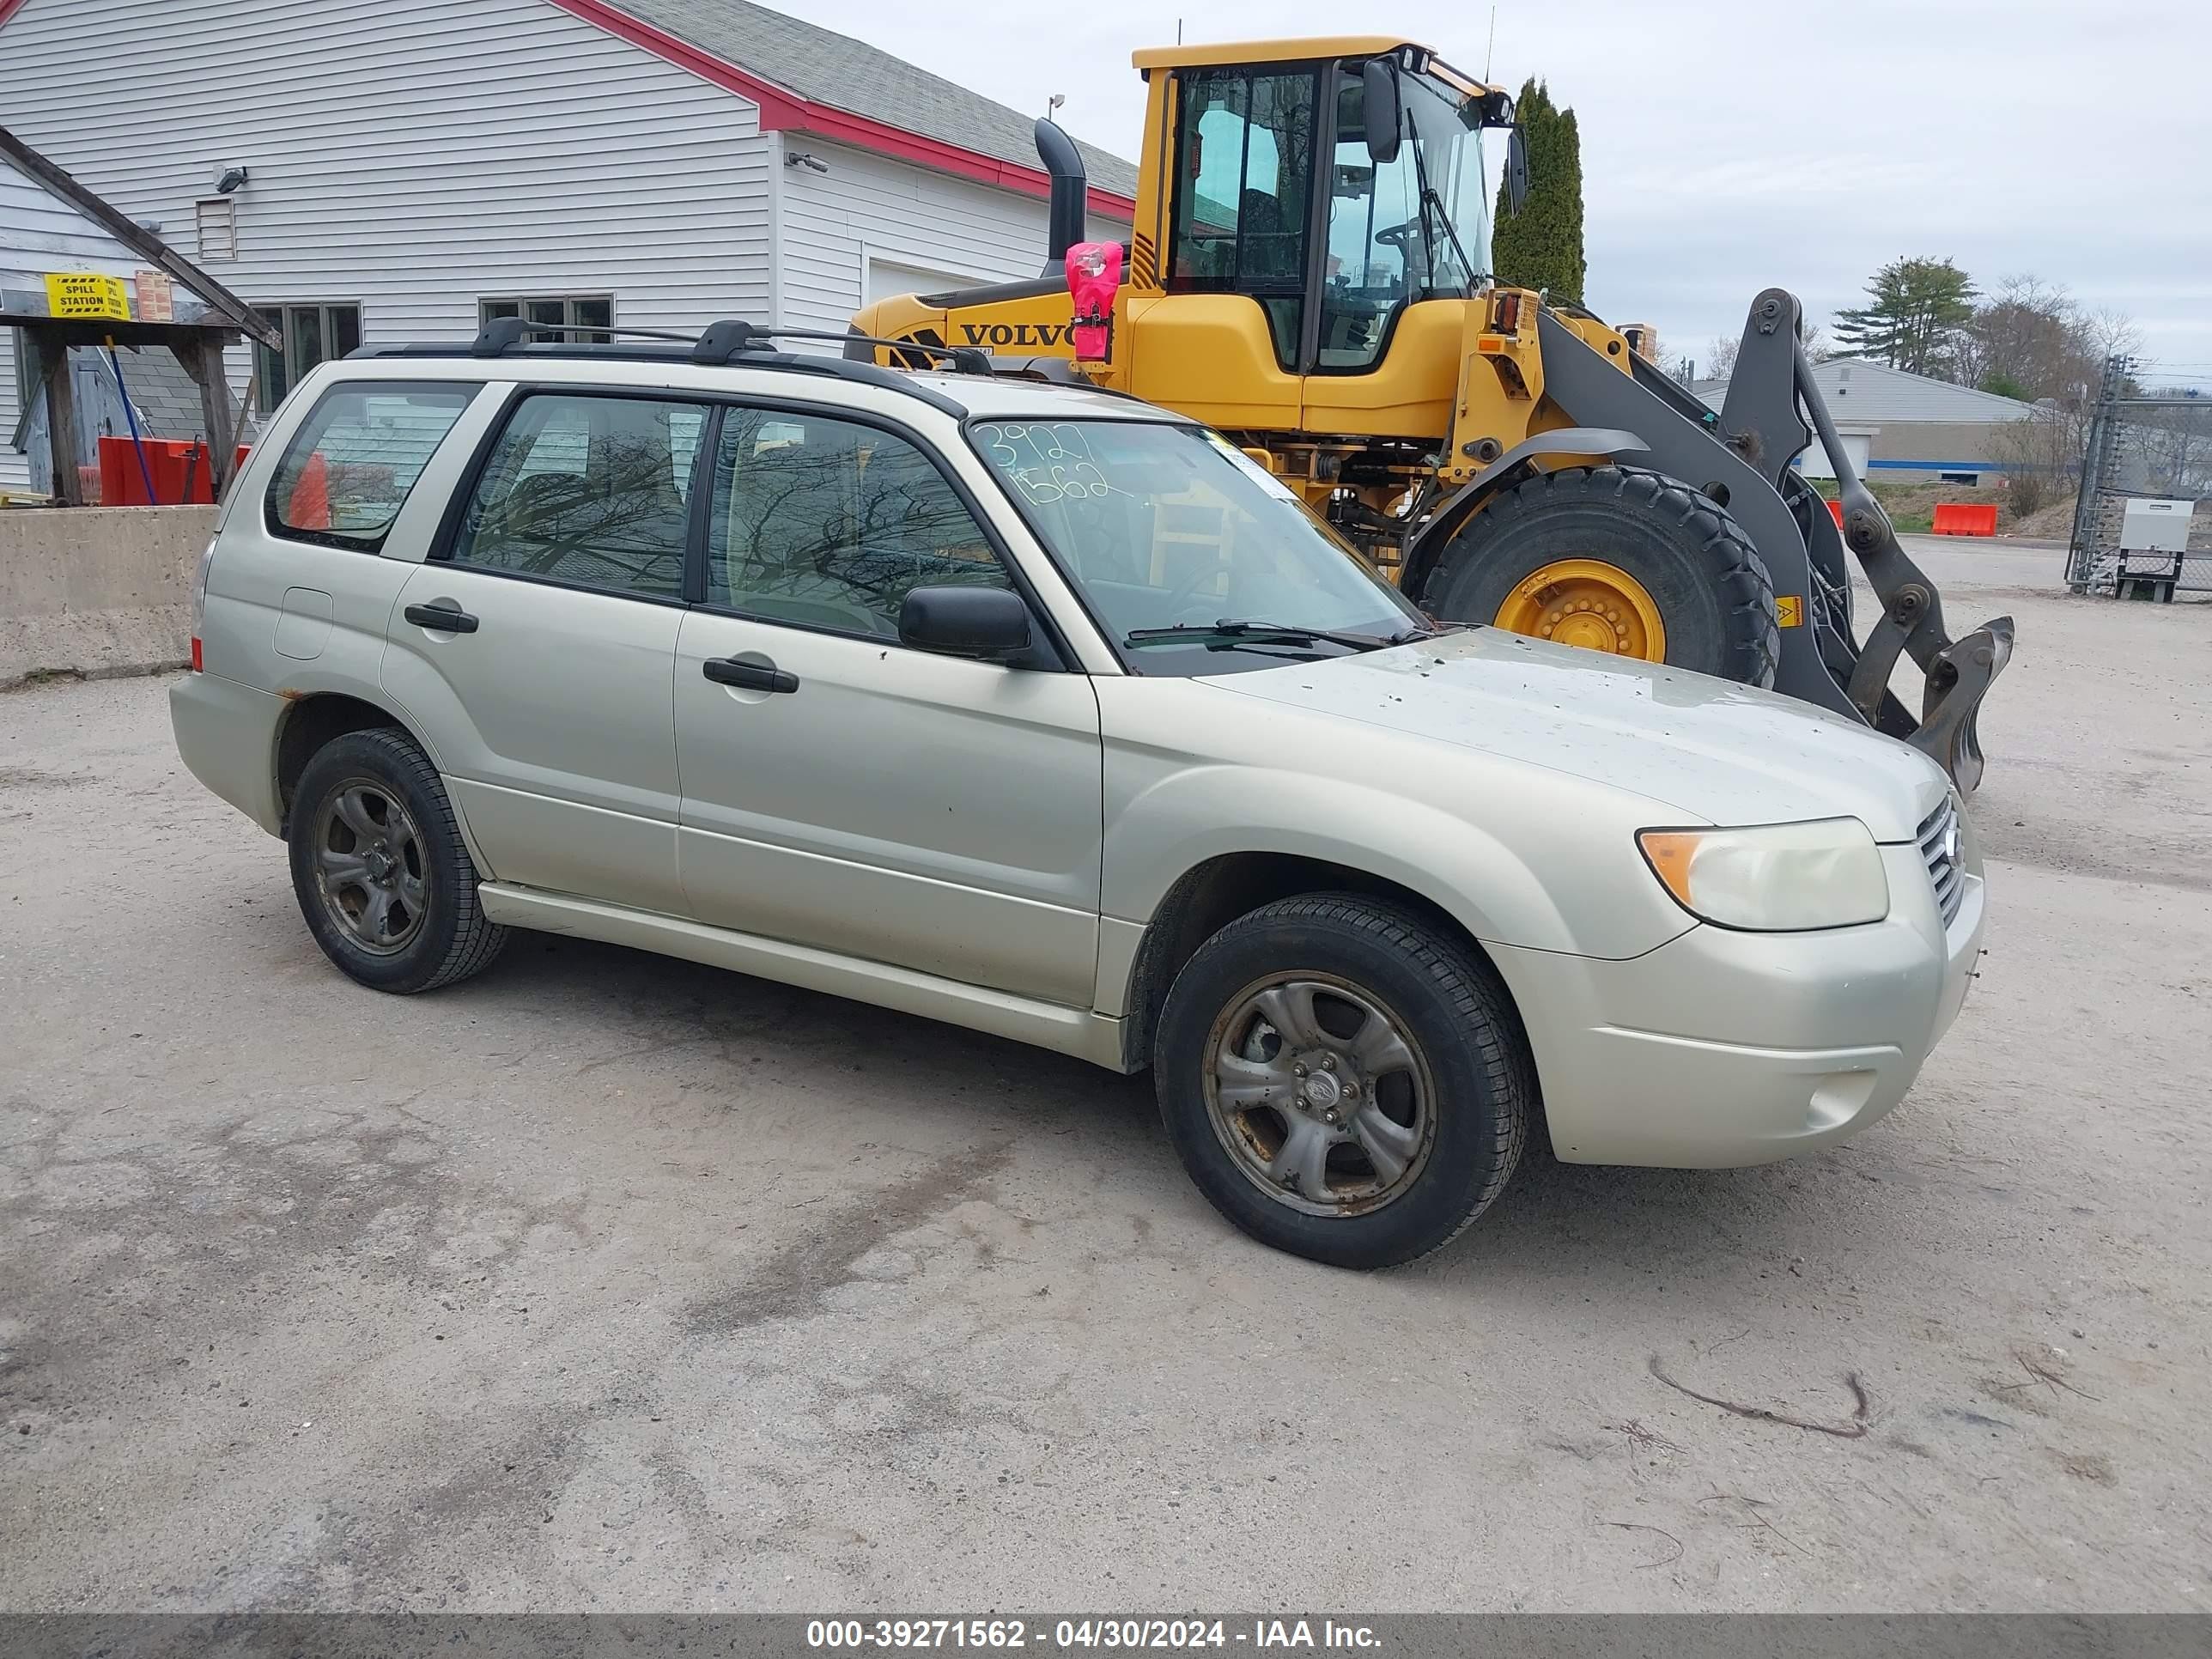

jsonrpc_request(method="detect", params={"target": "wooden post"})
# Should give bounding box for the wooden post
[36,327,86,507]
[173,330,241,496]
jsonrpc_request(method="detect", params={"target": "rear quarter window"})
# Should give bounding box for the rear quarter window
[264,382,477,551]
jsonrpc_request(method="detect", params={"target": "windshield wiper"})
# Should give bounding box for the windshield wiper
[1407,125,1479,294]
[1421,185,1480,292]
[1122,619,1413,653]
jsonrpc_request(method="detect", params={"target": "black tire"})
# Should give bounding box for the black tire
[1424,465,1781,687]
[1153,894,1531,1269]
[288,727,507,994]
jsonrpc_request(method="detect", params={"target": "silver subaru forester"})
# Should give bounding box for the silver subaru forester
[172,331,1984,1268]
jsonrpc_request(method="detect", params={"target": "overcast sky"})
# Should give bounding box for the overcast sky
[801,0,2212,387]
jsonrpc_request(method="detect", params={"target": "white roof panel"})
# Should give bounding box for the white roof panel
[1692,358,2039,424]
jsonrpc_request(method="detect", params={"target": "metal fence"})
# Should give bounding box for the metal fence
[2066,354,2212,595]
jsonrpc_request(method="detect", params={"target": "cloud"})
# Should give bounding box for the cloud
[797,0,2211,380]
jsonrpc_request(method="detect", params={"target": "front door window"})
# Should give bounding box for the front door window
[1167,67,1320,371]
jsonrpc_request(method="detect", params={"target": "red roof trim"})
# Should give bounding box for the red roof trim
[0,0,1136,216]
[541,0,1136,217]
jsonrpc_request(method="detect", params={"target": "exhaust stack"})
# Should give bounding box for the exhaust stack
[1035,118,1087,277]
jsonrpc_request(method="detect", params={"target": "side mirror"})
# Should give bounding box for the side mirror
[1361,60,1401,166]
[1504,126,1530,216]
[899,585,1033,659]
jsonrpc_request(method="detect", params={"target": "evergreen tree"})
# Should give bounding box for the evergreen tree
[1491,79,1586,301]
[1832,257,1978,377]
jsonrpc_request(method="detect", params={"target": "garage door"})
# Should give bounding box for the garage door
[866,260,985,306]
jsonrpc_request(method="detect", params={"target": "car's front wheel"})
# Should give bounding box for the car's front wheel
[1153,895,1532,1268]
[288,727,507,994]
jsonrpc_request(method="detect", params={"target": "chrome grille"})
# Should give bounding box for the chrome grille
[1917,797,1964,926]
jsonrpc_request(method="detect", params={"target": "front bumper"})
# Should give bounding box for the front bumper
[1492,843,1985,1167]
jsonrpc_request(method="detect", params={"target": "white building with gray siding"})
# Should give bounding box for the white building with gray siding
[0,0,1135,490]
[1692,358,2042,488]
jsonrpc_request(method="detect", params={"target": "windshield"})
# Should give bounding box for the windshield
[1405,75,1492,293]
[966,419,1424,676]
[1321,70,1491,369]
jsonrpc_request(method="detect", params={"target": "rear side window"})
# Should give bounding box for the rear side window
[447,392,706,601]
[265,383,476,551]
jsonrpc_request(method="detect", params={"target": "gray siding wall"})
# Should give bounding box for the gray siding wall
[1867,421,2014,483]
[3,150,155,491]
[775,134,1132,336]
[0,0,773,434]
[1,332,25,492]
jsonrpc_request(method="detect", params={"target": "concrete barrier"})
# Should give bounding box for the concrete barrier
[0,505,217,690]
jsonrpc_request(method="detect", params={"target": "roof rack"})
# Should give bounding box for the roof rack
[349,318,997,417]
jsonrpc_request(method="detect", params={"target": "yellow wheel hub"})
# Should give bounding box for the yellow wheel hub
[1492,559,1668,661]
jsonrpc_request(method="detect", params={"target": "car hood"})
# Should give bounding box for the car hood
[1206,628,1949,840]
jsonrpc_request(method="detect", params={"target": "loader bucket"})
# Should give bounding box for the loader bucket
[1909,615,2014,795]
[1785,330,2016,796]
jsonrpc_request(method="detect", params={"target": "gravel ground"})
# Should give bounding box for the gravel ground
[1,546,2206,1613]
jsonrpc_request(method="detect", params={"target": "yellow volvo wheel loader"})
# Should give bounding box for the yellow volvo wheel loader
[849,36,2014,788]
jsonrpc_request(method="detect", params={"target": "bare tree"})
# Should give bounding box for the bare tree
[1957,277,2142,406]
[1705,322,1825,381]
[1990,411,2079,516]
[1955,276,2075,396]
[2081,308,2143,371]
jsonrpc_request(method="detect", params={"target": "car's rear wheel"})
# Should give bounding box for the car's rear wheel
[1153,894,1531,1268]
[288,728,507,994]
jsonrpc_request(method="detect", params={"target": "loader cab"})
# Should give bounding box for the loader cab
[1158,45,1502,378]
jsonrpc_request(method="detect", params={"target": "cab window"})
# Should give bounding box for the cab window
[1320,71,1424,370]
[1167,67,1320,372]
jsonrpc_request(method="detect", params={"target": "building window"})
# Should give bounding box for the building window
[255,304,362,413]
[478,295,614,343]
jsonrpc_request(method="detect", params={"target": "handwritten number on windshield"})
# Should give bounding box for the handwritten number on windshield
[977,422,1127,507]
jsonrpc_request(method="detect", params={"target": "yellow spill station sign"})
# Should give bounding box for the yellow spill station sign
[43,271,131,321]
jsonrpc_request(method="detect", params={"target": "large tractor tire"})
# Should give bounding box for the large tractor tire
[1421,465,1782,687]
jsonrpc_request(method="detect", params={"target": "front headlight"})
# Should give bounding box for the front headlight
[1638,817,1889,932]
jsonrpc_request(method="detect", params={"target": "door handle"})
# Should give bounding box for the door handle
[404,601,479,634]
[702,656,799,694]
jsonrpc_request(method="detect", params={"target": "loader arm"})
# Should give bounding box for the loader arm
[1530,308,1849,717]
[1716,290,2014,793]
[1522,300,2011,793]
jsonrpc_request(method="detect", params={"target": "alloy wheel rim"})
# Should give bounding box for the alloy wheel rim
[1492,558,1668,659]
[313,780,429,956]
[1201,971,1437,1218]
